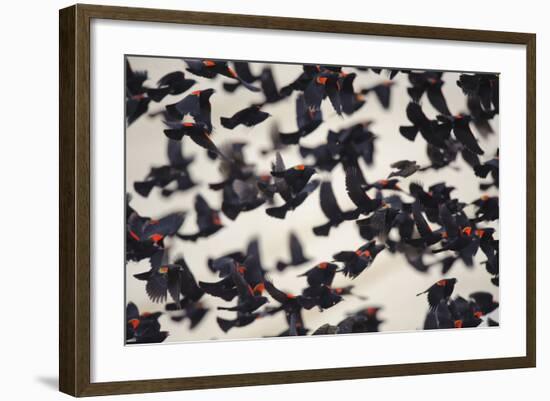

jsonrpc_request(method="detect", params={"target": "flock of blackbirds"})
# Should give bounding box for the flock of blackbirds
[125,58,499,344]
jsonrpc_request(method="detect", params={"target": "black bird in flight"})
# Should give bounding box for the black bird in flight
[222,61,261,93]
[218,264,268,314]
[416,278,457,310]
[177,194,223,241]
[469,292,499,315]
[184,59,261,92]
[399,102,449,148]
[126,210,185,262]
[133,251,204,307]
[126,302,168,344]
[298,262,339,287]
[436,113,485,155]
[279,94,323,145]
[220,105,271,129]
[313,181,360,236]
[388,160,424,178]
[157,70,196,96]
[275,232,311,271]
[126,60,171,125]
[333,240,385,278]
[165,88,215,131]
[407,71,452,116]
[344,166,384,215]
[133,139,196,198]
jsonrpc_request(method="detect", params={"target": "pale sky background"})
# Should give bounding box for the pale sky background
[125,55,499,343]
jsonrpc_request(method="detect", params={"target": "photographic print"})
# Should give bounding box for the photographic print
[125,56,500,345]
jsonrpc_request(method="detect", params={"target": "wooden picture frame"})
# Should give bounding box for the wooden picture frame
[59,3,536,397]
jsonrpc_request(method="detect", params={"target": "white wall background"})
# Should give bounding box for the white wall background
[0,0,544,399]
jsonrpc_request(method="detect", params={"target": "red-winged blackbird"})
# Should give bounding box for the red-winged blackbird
[221,179,266,220]
[457,73,499,113]
[222,61,261,93]
[400,102,450,149]
[258,67,287,104]
[407,200,445,247]
[220,105,270,129]
[388,160,423,178]
[424,296,482,330]
[133,251,203,306]
[275,232,310,271]
[134,139,196,198]
[265,179,319,219]
[263,280,315,334]
[344,166,384,215]
[126,302,168,344]
[313,181,360,236]
[333,240,385,278]
[217,312,262,333]
[470,291,499,315]
[472,195,499,222]
[416,278,457,310]
[356,206,399,241]
[339,73,361,113]
[126,60,171,125]
[338,306,384,333]
[166,88,214,130]
[407,71,451,116]
[157,70,196,95]
[217,264,268,314]
[300,285,343,310]
[185,59,260,92]
[304,71,343,115]
[366,178,402,191]
[437,113,485,155]
[279,94,323,145]
[167,301,208,329]
[126,210,185,262]
[298,262,338,287]
[199,275,238,302]
[177,194,223,242]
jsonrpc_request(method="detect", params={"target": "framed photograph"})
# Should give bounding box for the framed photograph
[59,4,536,397]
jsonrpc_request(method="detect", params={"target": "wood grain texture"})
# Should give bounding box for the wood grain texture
[58,3,536,397]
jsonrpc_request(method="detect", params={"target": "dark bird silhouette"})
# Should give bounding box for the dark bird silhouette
[185,59,260,92]
[333,240,385,278]
[313,181,360,236]
[407,71,451,116]
[126,59,171,125]
[220,105,271,129]
[157,70,196,95]
[177,194,223,241]
[470,292,499,315]
[275,232,311,271]
[126,210,185,262]
[344,166,384,215]
[133,251,204,306]
[133,139,196,197]
[279,94,323,145]
[166,88,215,130]
[399,102,449,148]
[126,302,168,344]
[298,262,338,287]
[218,264,268,313]
[416,278,457,310]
